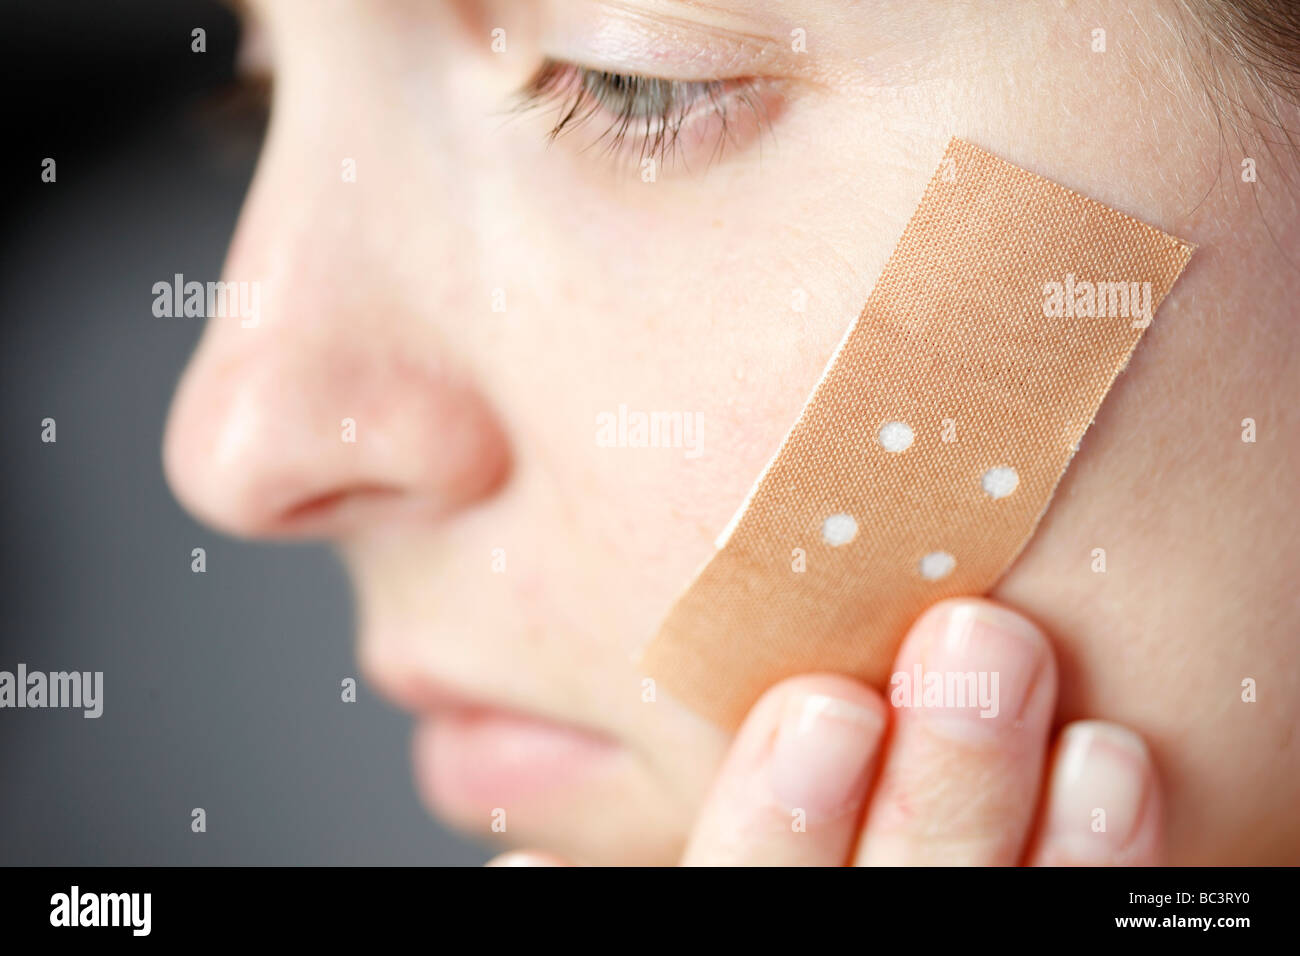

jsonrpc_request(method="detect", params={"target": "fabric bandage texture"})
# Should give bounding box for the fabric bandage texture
[640,137,1195,729]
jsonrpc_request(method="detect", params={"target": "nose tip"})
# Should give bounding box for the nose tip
[163,343,510,539]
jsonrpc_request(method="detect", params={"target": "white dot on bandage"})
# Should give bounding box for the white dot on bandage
[918,551,956,580]
[821,512,858,547]
[981,466,1019,499]
[878,421,914,452]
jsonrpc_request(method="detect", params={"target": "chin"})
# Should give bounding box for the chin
[411,717,687,865]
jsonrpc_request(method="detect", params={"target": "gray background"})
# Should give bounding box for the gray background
[1,0,485,865]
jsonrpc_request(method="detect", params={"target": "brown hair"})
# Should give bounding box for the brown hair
[1183,0,1300,151]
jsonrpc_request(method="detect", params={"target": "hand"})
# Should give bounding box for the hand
[489,598,1162,866]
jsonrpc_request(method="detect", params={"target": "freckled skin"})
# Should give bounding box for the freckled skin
[165,0,1300,863]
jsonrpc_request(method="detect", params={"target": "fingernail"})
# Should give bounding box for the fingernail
[768,693,884,821]
[1041,722,1152,862]
[900,601,1048,739]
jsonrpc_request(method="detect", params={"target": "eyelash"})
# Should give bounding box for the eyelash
[517,60,770,168]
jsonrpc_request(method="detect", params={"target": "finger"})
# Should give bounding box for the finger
[854,598,1057,866]
[1027,721,1163,865]
[485,851,572,866]
[681,674,887,866]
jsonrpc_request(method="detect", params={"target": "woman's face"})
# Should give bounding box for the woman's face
[164,0,1299,864]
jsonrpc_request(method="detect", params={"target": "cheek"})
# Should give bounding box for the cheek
[467,98,948,698]
[470,122,940,640]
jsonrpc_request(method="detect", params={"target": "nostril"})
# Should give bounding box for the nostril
[278,484,404,528]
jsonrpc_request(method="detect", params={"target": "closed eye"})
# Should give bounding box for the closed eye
[515,59,773,170]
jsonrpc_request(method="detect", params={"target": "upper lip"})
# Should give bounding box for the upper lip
[363,660,492,716]
[362,655,614,742]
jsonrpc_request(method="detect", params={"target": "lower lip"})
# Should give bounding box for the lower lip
[413,709,616,813]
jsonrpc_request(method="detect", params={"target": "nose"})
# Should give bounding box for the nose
[165,328,510,538]
[164,127,508,541]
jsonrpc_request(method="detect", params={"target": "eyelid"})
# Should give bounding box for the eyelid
[530,62,734,121]
[539,0,801,82]
[517,59,778,169]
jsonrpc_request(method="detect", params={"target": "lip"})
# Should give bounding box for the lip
[367,664,617,816]
[413,707,617,815]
